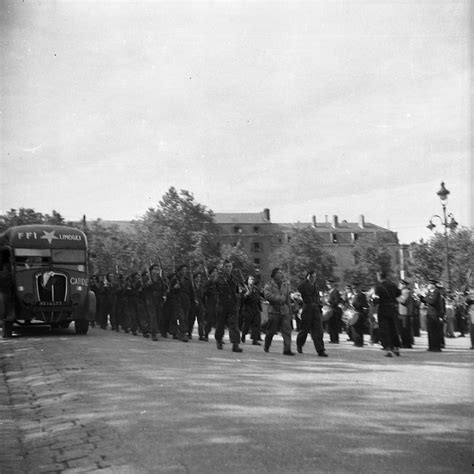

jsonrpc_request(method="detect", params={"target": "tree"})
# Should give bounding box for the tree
[0,208,66,232]
[81,219,140,276]
[269,226,336,289]
[220,242,254,278]
[343,234,394,288]
[407,227,473,291]
[139,187,220,274]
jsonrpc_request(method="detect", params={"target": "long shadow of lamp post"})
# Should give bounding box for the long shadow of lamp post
[426,182,458,291]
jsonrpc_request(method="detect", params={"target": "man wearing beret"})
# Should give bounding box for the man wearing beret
[169,264,194,342]
[420,279,445,352]
[215,260,243,352]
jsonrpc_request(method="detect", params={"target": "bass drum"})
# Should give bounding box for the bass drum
[322,305,333,322]
[344,308,359,326]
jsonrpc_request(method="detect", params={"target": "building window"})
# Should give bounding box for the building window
[233,226,242,234]
[252,242,261,253]
[352,233,359,242]
[331,233,338,244]
[254,258,261,266]
[253,226,260,234]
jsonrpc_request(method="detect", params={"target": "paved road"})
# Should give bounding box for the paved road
[0,326,472,473]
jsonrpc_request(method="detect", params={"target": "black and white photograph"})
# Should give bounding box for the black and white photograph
[0,1,472,473]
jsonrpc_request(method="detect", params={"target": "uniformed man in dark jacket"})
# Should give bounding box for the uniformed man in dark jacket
[296,270,328,357]
[351,281,369,347]
[215,260,243,352]
[143,263,168,342]
[169,264,194,342]
[374,271,401,357]
[327,279,343,343]
[421,279,445,352]
[240,275,262,345]
[203,267,219,339]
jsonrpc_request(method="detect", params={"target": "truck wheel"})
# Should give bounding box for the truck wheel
[75,319,89,335]
[2,320,13,338]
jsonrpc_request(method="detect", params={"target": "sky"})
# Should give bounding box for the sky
[1,0,472,244]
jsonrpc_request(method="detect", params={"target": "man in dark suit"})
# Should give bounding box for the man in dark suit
[422,279,445,352]
[327,279,343,343]
[374,271,401,357]
[296,270,328,357]
[215,260,243,352]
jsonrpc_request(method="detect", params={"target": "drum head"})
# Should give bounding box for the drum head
[349,310,359,326]
[322,305,333,321]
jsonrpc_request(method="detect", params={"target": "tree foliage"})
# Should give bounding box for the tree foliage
[139,187,220,273]
[0,208,66,232]
[343,234,394,288]
[269,226,336,288]
[407,227,473,291]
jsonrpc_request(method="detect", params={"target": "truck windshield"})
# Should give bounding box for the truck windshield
[14,248,86,269]
[14,248,51,268]
[52,249,86,263]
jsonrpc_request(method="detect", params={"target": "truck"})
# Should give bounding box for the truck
[0,224,96,337]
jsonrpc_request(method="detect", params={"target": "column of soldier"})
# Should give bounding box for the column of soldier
[89,262,474,357]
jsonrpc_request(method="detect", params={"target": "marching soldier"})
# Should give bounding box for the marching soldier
[240,275,262,346]
[203,266,219,340]
[296,270,328,357]
[326,279,343,343]
[169,264,194,342]
[374,271,401,357]
[351,281,369,347]
[215,260,243,352]
[263,267,294,355]
[188,271,207,341]
[143,263,168,342]
[420,279,445,352]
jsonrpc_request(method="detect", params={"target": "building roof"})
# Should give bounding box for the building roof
[213,212,270,225]
[277,221,392,233]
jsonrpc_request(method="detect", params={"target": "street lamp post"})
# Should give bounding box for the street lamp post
[427,182,458,291]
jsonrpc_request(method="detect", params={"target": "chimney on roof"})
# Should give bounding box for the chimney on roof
[263,208,270,222]
[359,214,365,228]
[325,215,328,223]
[312,215,317,227]
[332,215,338,228]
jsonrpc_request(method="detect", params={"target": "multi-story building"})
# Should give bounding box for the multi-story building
[213,208,276,277]
[213,210,400,284]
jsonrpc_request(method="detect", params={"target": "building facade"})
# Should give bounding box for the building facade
[213,210,400,284]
